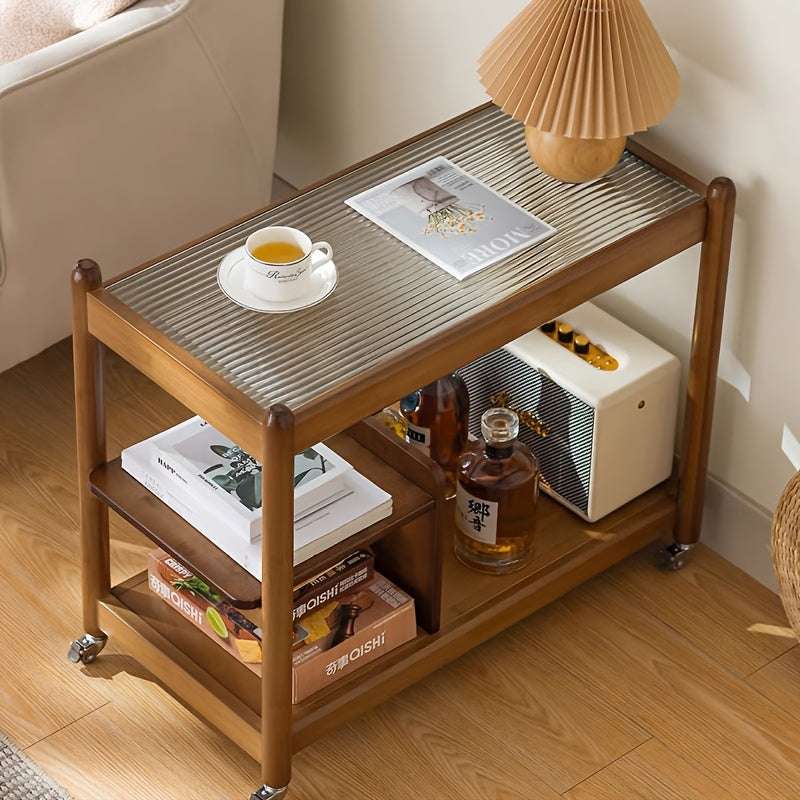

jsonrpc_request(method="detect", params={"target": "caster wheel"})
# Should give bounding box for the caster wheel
[67,633,107,664]
[250,785,287,799]
[658,541,695,571]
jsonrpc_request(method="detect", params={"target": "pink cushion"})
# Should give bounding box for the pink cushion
[0,0,138,65]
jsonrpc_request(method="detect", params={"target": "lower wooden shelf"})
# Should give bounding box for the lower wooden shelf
[99,480,675,756]
[440,479,676,629]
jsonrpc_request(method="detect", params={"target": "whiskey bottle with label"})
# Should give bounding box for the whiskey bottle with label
[400,372,469,496]
[454,407,539,574]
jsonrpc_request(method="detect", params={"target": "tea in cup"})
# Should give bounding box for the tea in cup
[243,226,333,303]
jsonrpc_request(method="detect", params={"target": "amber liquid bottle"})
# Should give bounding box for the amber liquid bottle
[454,407,539,574]
[400,373,469,496]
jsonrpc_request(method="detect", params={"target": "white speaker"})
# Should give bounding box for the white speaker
[458,302,681,522]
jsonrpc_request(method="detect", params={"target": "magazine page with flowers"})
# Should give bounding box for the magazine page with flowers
[345,156,556,280]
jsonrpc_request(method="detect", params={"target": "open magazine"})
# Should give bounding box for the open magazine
[345,156,555,280]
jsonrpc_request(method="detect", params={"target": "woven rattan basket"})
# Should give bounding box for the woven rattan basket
[771,469,800,640]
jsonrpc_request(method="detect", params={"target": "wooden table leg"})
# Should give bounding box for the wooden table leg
[68,259,110,663]
[669,177,736,566]
[252,404,294,799]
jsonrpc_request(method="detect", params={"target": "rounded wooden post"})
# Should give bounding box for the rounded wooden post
[71,259,110,636]
[259,403,295,794]
[675,177,736,545]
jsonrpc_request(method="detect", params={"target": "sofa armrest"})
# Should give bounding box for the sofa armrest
[0,0,190,95]
[0,0,284,372]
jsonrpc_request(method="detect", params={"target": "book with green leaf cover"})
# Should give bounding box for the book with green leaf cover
[122,436,392,571]
[130,416,352,542]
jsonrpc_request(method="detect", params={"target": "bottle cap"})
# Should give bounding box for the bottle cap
[400,391,421,413]
[481,407,519,445]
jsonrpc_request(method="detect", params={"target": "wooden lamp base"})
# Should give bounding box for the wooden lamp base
[525,126,626,184]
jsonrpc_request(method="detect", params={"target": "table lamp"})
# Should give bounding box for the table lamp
[478,0,680,183]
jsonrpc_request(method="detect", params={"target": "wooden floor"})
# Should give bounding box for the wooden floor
[2,337,800,800]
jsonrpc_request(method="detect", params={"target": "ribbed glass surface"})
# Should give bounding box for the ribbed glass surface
[108,106,700,413]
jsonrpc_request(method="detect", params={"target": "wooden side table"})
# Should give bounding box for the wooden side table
[69,104,734,798]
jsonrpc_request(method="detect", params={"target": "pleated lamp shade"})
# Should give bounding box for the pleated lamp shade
[478,0,679,182]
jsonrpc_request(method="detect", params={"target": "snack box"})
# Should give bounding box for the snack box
[146,549,412,697]
[293,550,374,622]
[147,549,265,673]
[291,574,416,703]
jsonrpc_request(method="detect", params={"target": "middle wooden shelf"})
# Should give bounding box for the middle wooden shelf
[90,421,439,606]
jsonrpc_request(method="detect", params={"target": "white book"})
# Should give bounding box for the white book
[139,416,352,542]
[121,439,392,575]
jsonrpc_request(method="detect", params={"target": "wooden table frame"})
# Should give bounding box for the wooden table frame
[69,104,735,798]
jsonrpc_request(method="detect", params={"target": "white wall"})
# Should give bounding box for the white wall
[275,0,528,186]
[601,0,800,589]
[276,0,800,590]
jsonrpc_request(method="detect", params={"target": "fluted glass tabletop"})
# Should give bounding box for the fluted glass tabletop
[107,105,701,413]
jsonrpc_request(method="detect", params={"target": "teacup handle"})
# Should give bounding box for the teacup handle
[309,241,333,275]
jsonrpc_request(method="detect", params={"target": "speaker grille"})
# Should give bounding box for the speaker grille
[458,348,594,515]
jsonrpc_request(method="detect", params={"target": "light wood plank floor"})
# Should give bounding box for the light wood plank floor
[2,337,800,800]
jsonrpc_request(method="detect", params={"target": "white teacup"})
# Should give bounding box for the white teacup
[243,226,333,303]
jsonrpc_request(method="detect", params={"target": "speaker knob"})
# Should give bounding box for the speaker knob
[574,334,590,354]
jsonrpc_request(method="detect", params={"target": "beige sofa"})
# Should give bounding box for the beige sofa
[0,0,284,373]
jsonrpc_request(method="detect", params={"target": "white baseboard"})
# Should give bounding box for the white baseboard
[701,475,778,593]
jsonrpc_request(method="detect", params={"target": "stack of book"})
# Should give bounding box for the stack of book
[148,548,417,702]
[121,416,393,574]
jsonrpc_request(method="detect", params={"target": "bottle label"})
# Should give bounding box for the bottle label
[455,484,498,545]
[405,423,431,456]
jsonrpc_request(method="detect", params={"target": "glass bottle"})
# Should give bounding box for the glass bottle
[454,407,539,574]
[400,373,470,496]
[374,406,407,440]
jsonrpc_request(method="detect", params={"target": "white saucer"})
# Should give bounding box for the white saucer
[217,246,338,313]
